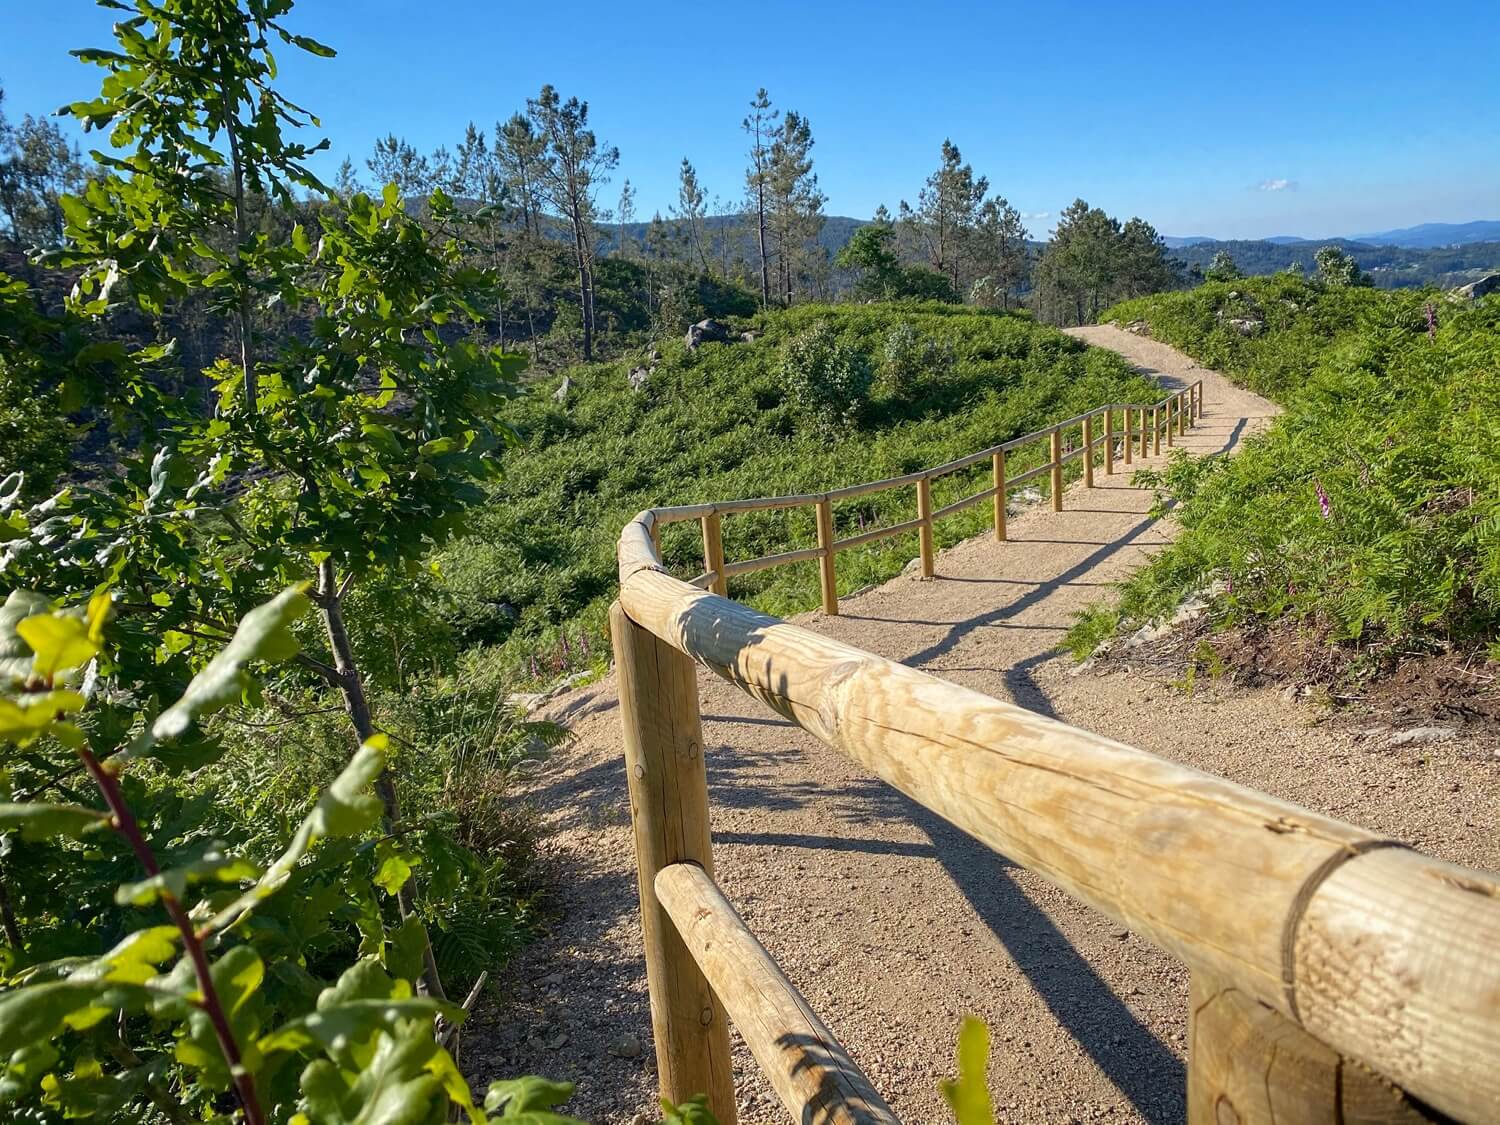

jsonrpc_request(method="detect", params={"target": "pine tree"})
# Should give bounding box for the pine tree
[900,140,988,296]
[526,85,618,362]
[333,156,361,196]
[617,178,636,258]
[495,114,547,238]
[366,134,440,196]
[673,157,710,272]
[452,122,499,202]
[495,113,549,358]
[742,87,778,307]
[766,110,825,306]
[1117,217,1177,298]
[644,209,672,261]
[973,197,1029,309]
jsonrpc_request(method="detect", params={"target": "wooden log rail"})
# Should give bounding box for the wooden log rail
[654,381,1204,614]
[611,378,1499,1124]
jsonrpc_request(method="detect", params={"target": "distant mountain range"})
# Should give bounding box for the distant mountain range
[1166,220,1500,250]
[606,216,1500,258]
[591,213,1499,292]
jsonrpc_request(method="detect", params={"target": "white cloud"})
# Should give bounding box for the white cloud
[1256,178,1297,192]
[1022,211,1050,221]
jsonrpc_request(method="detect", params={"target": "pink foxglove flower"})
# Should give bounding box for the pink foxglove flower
[1315,480,1332,520]
[1425,302,1437,340]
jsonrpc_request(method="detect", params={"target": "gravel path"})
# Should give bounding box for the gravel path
[463,327,1499,1124]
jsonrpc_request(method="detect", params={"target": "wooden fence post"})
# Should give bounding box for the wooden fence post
[610,603,738,1123]
[1142,405,1151,459]
[916,477,935,578]
[1177,392,1186,436]
[815,498,838,616]
[1104,408,1115,475]
[1166,398,1175,448]
[1152,405,1161,456]
[701,512,727,597]
[1082,414,1094,487]
[992,449,1007,541]
[1188,971,1433,1125]
[1049,429,1064,511]
[1123,407,1133,466]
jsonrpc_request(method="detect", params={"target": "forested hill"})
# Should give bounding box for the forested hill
[1167,237,1500,289]
[592,213,1500,292]
[597,213,868,259]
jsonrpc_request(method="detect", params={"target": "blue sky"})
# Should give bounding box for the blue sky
[4,1,1498,240]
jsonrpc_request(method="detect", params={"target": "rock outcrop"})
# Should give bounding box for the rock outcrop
[1450,273,1500,301]
[684,319,730,349]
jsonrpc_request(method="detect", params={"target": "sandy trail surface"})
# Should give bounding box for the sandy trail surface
[464,326,1498,1124]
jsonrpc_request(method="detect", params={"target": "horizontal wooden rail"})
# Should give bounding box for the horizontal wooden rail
[832,516,925,552]
[722,545,826,578]
[656,863,900,1125]
[616,522,1500,1122]
[645,383,1202,618]
[930,484,999,522]
[1004,462,1052,487]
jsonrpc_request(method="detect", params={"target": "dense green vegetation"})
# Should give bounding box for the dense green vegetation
[433,302,1164,679]
[1075,277,1500,671]
[0,3,592,1121]
[1169,238,1500,290]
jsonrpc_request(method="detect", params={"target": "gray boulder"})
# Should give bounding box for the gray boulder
[685,318,730,350]
[627,366,651,391]
[551,375,572,404]
[1450,273,1500,301]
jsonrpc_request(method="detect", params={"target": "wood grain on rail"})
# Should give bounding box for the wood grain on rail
[656,863,901,1125]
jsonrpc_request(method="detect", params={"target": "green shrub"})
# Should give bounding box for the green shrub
[880,320,954,395]
[778,321,875,433]
[434,302,1165,683]
[1088,282,1500,667]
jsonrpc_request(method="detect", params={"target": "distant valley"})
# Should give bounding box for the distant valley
[599,214,1500,291]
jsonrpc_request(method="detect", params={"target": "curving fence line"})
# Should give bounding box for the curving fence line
[608,380,1499,1125]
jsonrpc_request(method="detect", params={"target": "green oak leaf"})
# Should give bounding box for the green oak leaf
[0,802,108,841]
[147,585,309,745]
[204,739,386,934]
[486,1076,586,1122]
[115,847,261,907]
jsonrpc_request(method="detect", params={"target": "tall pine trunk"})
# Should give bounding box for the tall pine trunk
[756,186,770,307]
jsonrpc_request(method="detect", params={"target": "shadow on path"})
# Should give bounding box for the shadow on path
[900,512,1164,667]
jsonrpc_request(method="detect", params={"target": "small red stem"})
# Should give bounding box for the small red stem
[77,747,266,1125]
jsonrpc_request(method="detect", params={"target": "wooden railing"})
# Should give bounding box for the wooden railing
[609,380,1500,1125]
[655,382,1202,614]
